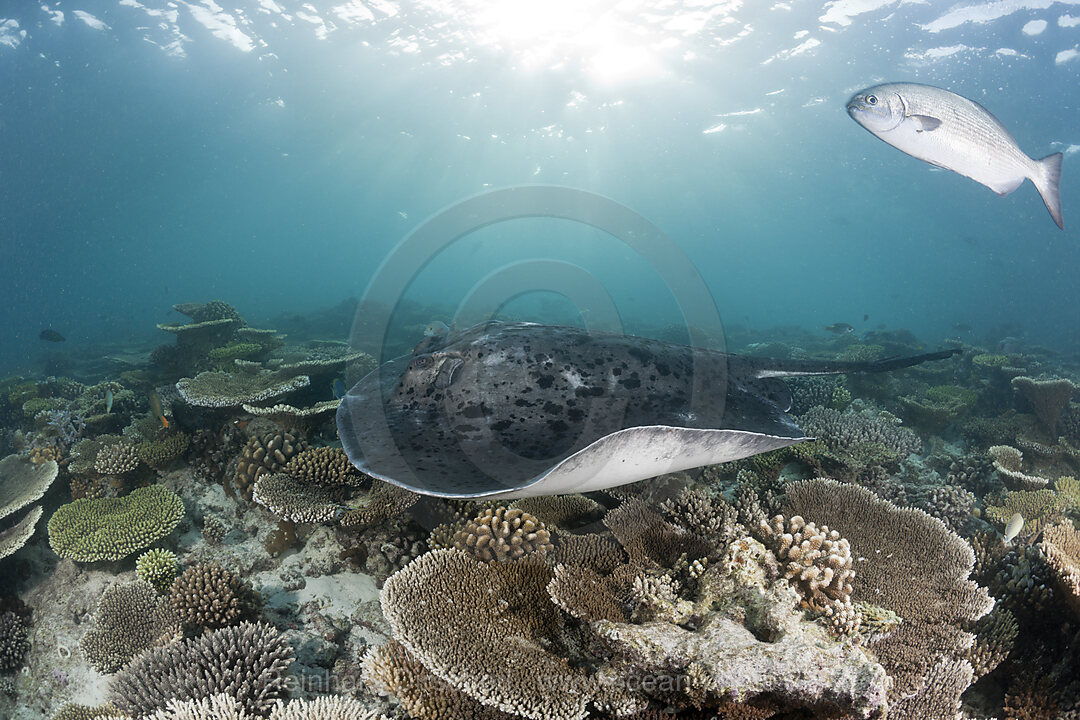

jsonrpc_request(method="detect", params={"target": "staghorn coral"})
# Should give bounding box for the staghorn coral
[0,611,29,672]
[757,514,858,635]
[109,622,293,717]
[380,548,635,720]
[990,444,1049,490]
[1011,376,1077,432]
[47,485,185,562]
[362,640,515,720]
[109,694,387,719]
[79,580,182,674]
[922,484,976,535]
[282,447,362,486]
[783,478,993,720]
[451,506,553,562]
[170,562,261,631]
[234,430,308,500]
[202,515,226,546]
[990,545,1058,624]
[136,548,179,595]
[1041,521,1080,617]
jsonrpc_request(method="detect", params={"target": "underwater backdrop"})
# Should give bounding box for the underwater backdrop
[1,1,1080,719]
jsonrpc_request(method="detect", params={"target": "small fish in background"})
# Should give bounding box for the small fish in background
[824,323,855,335]
[424,320,451,338]
[952,322,973,334]
[148,392,169,430]
[331,378,347,400]
[847,82,1063,229]
[105,389,114,414]
[862,314,869,322]
[39,329,65,342]
[1004,512,1024,545]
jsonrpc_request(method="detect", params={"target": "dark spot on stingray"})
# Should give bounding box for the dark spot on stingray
[543,402,563,415]
[613,367,623,376]
[620,373,641,389]
[575,386,605,398]
[656,363,671,376]
[547,419,569,434]
[628,347,651,364]
[492,420,513,432]
[537,375,555,389]
[567,408,585,422]
[461,404,486,419]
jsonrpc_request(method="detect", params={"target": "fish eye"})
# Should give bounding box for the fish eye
[866,94,877,105]
[413,356,433,368]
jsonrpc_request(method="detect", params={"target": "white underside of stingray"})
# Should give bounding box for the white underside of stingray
[363,425,805,500]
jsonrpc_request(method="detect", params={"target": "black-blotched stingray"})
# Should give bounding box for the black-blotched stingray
[337,322,957,499]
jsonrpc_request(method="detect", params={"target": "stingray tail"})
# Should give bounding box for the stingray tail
[754,347,961,378]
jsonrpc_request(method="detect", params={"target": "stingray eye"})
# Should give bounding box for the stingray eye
[866,94,878,106]
[413,356,433,369]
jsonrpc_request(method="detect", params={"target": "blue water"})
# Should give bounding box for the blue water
[1,1,1078,372]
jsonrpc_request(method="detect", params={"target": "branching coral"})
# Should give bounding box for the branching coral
[1040,521,1080,618]
[94,441,140,475]
[0,454,59,559]
[176,369,310,409]
[79,580,182,674]
[798,405,921,459]
[136,549,179,595]
[109,622,293,717]
[451,507,553,562]
[0,611,29,672]
[782,478,993,720]
[47,485,185,562]
[170,562,261,631]
[282,447,362,486]
[234,430,308,500]
[757,514,858,635]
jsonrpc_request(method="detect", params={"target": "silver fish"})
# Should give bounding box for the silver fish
[105,389,113,414]
[847,82,1063,229]
[1004,512,1024,544]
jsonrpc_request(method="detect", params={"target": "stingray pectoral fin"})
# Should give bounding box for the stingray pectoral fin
[908,114,942,132]
[489,426,809,500]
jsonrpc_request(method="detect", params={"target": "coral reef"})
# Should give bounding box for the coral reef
[450,506,553,562]
[135,549,179,595]
[78,580,182,674]
[1011,376,1077,432]
[1041,521,1080,617]
[170,562,261,630]
[989,444,1048,489]
[0,611,29,672]
[0,454,59,559]
[176,369,310,409]
[234,429,308,500]
[109,622,293,716]
[47,484,185,562]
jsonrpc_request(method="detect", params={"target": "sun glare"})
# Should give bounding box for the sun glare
[469,0,666,82]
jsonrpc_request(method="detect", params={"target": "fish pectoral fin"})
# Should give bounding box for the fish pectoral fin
[990,176,1025,197]
[908,114,942,132]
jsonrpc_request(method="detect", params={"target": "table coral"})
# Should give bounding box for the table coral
[47,484,185,562]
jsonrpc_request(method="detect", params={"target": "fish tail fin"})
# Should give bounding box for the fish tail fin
[1033,152,1064,230]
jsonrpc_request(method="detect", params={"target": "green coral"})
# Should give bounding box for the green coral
[47,484,185,562]
[22,397,62,418]
[136,433,190,469]
[207,342,264,362]
[839,344,884,362]
[136,548,179,594]
[830,385,852,411]
[972,353,1009,368]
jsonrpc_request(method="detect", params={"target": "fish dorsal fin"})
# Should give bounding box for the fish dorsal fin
[908,114,942,132]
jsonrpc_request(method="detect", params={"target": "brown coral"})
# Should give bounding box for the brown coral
[451,506,553,562]
[234,429,308,499]
[989,444,1048,490]
[170,562,261,630]
[758,514,858,635]
[603,498,712,567]
[362,639,517,720]
[94,441,140,475]
[783,478,993,720]
[547,563,629,623]
[283,446,363,486]
[1011,376,1077,432]
[1041,521,1080,617]
[380,549,634,720]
